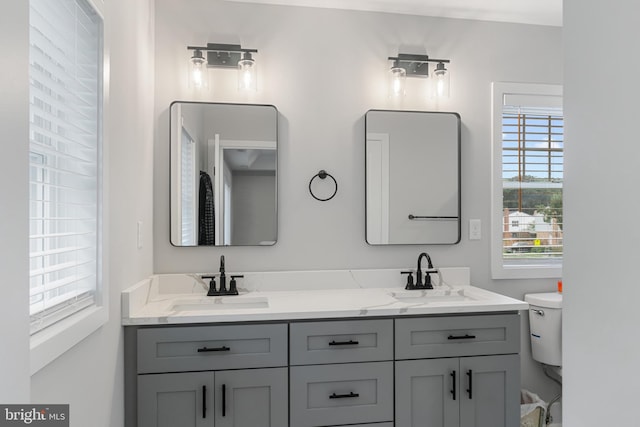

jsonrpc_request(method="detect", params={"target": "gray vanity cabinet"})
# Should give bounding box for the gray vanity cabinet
[394,314,521,427]
[128,313,522,427]
[289,319,395,427]
[138,371,213,427]
[395,358,460,427]
[459,355,520,427]
[135,323,288,427]
[395,355,519,427]
[138,368,287,427]
[215,368,288,427]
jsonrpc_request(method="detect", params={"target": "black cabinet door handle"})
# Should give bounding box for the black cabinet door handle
[328,340,359,346]
[329,392,360,399]
[467,370,473,399]
[202,385,207,419]
[447,334,476,340]
[450,371,456,400]
[222,384,226,417]
[197,345,231,353]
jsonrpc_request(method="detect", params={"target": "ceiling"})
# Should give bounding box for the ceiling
[224,0,562,26]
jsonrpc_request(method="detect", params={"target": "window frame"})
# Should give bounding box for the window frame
[28,0,108,374]
[491,82,563,280]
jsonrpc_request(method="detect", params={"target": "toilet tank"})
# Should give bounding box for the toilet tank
[525,292,562,367]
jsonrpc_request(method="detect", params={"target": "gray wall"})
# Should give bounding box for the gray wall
[153,0,562,401]
[203,104,277,141]
[564,0,640,425]
[232,172,277,245]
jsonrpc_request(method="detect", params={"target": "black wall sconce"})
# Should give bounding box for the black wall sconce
[187,43,258,92]
[388,53,450,99]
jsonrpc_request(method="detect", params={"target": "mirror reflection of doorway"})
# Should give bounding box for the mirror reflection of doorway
[214,137,277,246]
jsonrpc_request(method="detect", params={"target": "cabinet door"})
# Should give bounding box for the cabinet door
[138,372,214,427]
[215,367,288,427]
[459,354,520,427]
[395,358,460,427]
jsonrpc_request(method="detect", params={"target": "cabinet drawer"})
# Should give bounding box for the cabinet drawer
[395,314,520,359]
[290,319,393,365]
[290,362,393,427]
[137,323,287,373]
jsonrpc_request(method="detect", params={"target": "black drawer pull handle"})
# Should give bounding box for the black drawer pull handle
[451,371,456,400]
[222,383,226,417]
[467,370,473,399]
[447,334,476,340]
[328,340,359,346]
[329,392,360,399]
[202,385,207,418]
[197,346,231,353]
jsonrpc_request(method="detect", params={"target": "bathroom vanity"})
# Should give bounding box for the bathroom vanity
[122,269,527,427]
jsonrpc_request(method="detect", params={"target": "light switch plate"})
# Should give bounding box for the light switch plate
[137,220,143,249]
[469,219,481,240]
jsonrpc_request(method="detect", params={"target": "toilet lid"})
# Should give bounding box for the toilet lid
[524,292,562,308]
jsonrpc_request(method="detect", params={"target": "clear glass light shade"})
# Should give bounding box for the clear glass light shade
[238,57,257,92]
[189,51,208,90]
[432,63,450,98]
[389,67,406,98]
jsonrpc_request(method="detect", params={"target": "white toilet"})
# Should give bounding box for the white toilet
[525,292,562,426]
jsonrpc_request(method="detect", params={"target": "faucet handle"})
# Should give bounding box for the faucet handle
[423,269,437,289]
[202,275,218,296]
[228,275,243,295]
[401,271,416,290]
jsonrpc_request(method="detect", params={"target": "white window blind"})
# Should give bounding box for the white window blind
[29,0,103,335]
[180,127,197,245]
[501,93,563,267]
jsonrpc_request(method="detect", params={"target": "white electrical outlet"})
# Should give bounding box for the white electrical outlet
[469,219,481,240]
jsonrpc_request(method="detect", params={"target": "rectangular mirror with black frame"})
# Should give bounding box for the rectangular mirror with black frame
[365,110,461,245]
[170,102,278,246]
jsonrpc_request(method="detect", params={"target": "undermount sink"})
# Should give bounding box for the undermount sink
[170,296,269,312]
[389,288,477,304]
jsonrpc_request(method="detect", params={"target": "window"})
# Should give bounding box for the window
[29,0,105,369]
[180,127,197,245]
[491,82,563,279]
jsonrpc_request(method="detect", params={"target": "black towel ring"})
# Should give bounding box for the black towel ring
[309,170,338,201]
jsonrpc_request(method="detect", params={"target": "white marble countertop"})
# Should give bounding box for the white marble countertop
[121,268,528,325]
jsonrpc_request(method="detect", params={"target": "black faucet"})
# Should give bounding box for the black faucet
[401,252,436,290]
[203,255,240,296]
